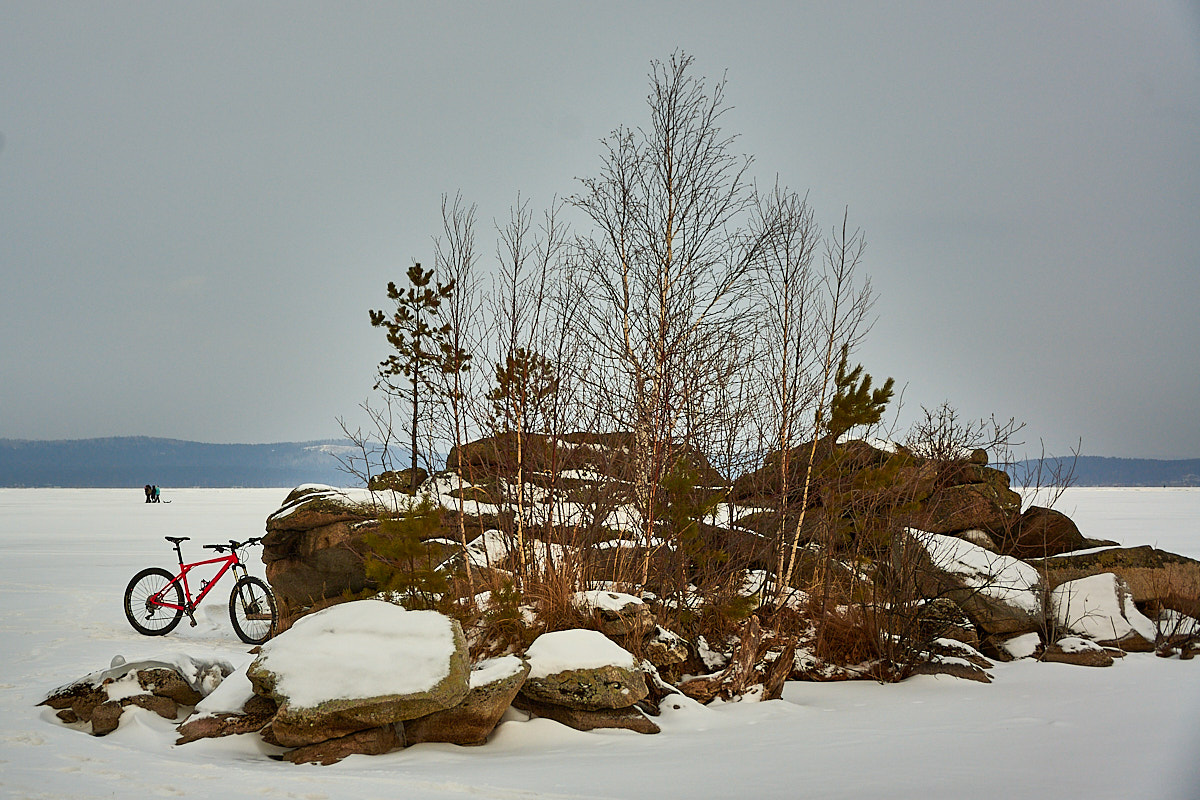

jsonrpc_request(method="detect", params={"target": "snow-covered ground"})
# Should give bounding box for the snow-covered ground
[1,487,1198,799]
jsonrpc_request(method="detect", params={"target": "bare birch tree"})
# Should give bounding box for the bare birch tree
[571,51,774,587]
[432,193,481,593]
[489,196,569,585]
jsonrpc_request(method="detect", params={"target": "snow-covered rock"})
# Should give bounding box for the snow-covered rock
[521,629,648,710]
[1050,572,1157,650]
[910,529,1043,636]
[248,600,470,747]
[572,590,655,637]
[40,655,231,737]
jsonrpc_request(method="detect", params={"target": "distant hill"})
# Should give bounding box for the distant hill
[2,438,1197,489]
[1005,456,1200,487]
[0,437,364,488]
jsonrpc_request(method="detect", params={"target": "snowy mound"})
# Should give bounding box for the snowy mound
[249,599,466,708]
[525,629,638,679]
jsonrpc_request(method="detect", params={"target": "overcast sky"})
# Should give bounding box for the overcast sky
[2,2,1198,459]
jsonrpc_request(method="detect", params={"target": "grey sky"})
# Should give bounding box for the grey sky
[2,2,1198,459]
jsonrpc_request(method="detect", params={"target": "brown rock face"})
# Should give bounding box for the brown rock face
[729,440,1025,547]
[910,480,1021,536]
[521,664,649,711]
[512,694,660,734]
[262,488,381,611]
[136,668,203,706]
[403,657,530,746]
[1042,641,1115,667]
[90,701,124,735]
[998,506,1088,560]
[175,695,278,745]
[446,431,725,489]
[281,724,404,765]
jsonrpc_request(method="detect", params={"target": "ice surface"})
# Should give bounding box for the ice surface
[2,487,1199,800]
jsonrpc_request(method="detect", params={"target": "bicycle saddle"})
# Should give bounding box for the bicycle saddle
[164,536,190,544]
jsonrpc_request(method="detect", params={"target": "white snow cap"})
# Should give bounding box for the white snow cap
[255,599,460,708]
[525,629,638,679]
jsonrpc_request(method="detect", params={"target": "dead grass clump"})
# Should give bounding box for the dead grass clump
[813,606,878,666]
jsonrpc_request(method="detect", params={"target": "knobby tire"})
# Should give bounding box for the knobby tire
[229,576,277,645]
[123,567,184,636]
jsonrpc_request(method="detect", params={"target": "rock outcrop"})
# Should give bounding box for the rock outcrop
[910,530,1043,637]
[1032,545,1200,617]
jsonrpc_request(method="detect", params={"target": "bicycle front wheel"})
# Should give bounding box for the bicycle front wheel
[229,576,277,645]
[124,567,184,636]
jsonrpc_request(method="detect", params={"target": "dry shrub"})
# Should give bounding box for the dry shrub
[524,552,595,634]
[813,606,878,666]
[753,602,812,641]
[465,570,536,659]
[1143,569,1200,657]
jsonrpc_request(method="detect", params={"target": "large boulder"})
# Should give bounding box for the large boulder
[446,431,724,490]
[909,478,1021,536]
[402,655,529,746]
[262,486,456,614]
[1031,545,1200,617]
[520,629,648,711]
[997,506,1089,560]
[909,529,1043,636]
[248,600,470,747]
[262,486,380,611]
[729,441,1026,547]
[728,438,889,507]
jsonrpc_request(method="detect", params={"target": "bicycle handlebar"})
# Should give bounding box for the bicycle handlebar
[201,537,264,553]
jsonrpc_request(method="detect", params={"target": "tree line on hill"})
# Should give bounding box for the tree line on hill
[0,437,357,488]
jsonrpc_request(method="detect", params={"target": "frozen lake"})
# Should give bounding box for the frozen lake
[1,487,1197,799]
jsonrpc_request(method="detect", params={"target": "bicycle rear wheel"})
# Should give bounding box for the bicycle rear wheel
[124,567,184,635]
[229,576,277,645]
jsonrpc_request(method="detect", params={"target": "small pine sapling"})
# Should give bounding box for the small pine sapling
[360,495,449,611]
[825,344,895,443]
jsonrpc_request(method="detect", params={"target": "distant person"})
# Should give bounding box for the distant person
[152,485,161,503]
[144,484,152,503]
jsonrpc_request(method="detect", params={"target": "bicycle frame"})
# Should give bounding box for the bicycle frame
[152,551,249,614]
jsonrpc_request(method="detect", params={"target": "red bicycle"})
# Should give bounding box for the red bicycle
[123,536,277,645]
